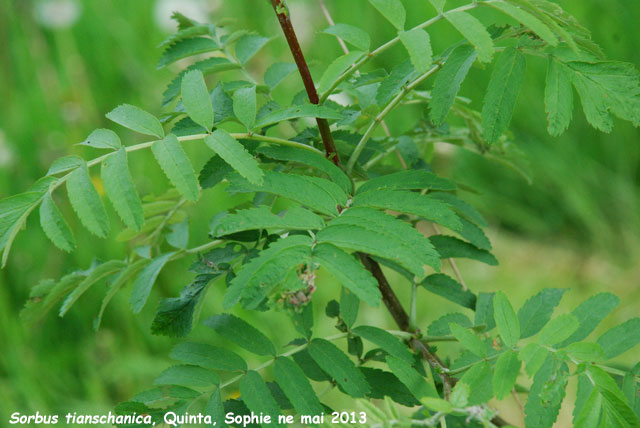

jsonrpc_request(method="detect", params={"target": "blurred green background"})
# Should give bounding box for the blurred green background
[0,0,638,426]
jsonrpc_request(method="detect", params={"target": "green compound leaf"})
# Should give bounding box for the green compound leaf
[101,148,144,231]
[386,355,437,400]
[368,0,406,30]
[354,189,461,232]
[323,24,371,51]
[78,128,121,150]
[212,206,325,237]
[488,2,558,46]
[151,134,200,201]
[60,260,127,316]
[538,313,579,346]
[106,104,164,139]
[518,288,566,339]
[597,318,640,359]
[233,86,257,129]
[482,47,527,143]
[239,371,282,428]
[227,171,346,216]
[274,357,324,416]
[264,63,297,89]
[316,207,441,278]
[154,364,220,387]
[157,37,220,69]
[129,252,175,314]
[450,323,486,357]
[430,45,478,125]
[205,130,263,185]
[223,235,312,310]
[545,59,574,137]
[317,51,365,95]
[399,28,433,73]
[352,326,414,363]
[308,338,370,398]
[235,34,270,64]
[444,11,494,63]
[204,313,277,356]
[357,170,455,194]
[313,243,381,307]
[421,273,476,309]
[170,342,247,372]
[557,292,619,347]
[493,291,520,348]
[429,235,498,265]
[255,104,342,129]
[181,69,214,130]
[39,193,76,253]
[257,145,351,193]
[66,164,110,238]
[493,350,521,400]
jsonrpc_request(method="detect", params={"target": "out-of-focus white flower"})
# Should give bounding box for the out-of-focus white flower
[34,0,81,29]
[154,0,221,31]
[0,130,15,167]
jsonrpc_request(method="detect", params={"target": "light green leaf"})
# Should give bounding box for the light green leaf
[399,29,432,73]
[340,286,359,328]
[158,37,220,69]
[101,148,144,231]
[421,274,476,309]
[205,130,263,185]
[170,342,247,371]
[538,313,579,346]
[204,313,277,356]
[274,357,324,416]
[450,382,469,408]
[429,0,446,13]
[488,2,558,46]
[158,22,213,48]
[163,58,240,106]
[386,355,437,400]
[368,0,406,30]
[493,291,520,348]
[444,11,494,63]
[106,104,164,139]
[151,134,200,201]
[78,129,121,150]
[354,189,461,232]
[421,397,453,414]
[154,364,219,387]
[66,164,110,238]
[430,45,477,125]
[518,342,549,377]
[565,342,605,362]
[524,357,569,428]
[308,338,370,397]
[235,34,270,64]
[450,323,486,357]
[314,243,381,306]
[317,51,365,95]
[316,207,441,277]
[573,388,602,428]
[129,252,175,314]
[482,48,527,143]
[428,313,471,336]
[493,350,521,399]
[264,63,297,89]
[93,260,146,331]
[558,292,619,347]
[257,145,351,193]
[47,155,84,175]
[239,371,282,428]
[429,235,498,265]
[518,288,566,339]
[255,104,342,128]
[212,206,324,237]
[227,170,346,216]
[60,260,127,316]
[205,389,227,428]
[181,69,214,130]
[39,193,75,252]
[21,273,83,323]
[357,170,455,194]
[458,361,493,406]
[597,318,640,359]
[353,326,414,363]
[233,86,257,129]
[323,24,371,51]
[545,59,573,137]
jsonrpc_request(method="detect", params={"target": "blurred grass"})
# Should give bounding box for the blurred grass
[0,0,639,425]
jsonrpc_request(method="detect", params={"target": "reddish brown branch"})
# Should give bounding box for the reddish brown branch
[269,0,341,166]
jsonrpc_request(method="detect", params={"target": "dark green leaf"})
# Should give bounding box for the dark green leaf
[154,364,219,387]
[39,193,75,252]
[101,148,144,231]
[493,350,521,399]
[518,288,566,339]
[340,286,360,328]
[558,292,619,347]
[386,355,437,400]
[205,130,263,184]
[170,342,247,371]
[181,69,214,130]
[400,29,432,73]
[151,134,200,201]
[429,235,498,265]
[493,291,520,348]
[421,273,476,309]
[204,313,277,356]
[130,252,175,314]
[235,34,270,64]
[66,164,110,238]
[353,326,413,363]
[308,338,370,397]
[444,11,494,63]
[158,37,220,69]
[597,318,640,359]
[545,59,573,136]
[274,357,324,416]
